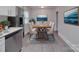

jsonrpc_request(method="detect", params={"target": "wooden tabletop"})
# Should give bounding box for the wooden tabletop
[32,25,51,28]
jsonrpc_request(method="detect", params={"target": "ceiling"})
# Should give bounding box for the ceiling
[26,6,57,9]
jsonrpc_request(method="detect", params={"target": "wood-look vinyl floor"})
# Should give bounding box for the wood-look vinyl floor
[21,32,74,52]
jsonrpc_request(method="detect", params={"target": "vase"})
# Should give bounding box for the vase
[5,26,8,30]
[4,26,9,32]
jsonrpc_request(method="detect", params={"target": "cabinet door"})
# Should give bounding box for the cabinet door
[13,30,23,51]
[5,36,19,52]
[18,30,23,50]
[0,37,5,52]
[5,30,23,52]
[8,6,16,16]
[0,6,8,16]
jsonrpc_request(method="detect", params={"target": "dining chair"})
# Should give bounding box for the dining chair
[47,22,55,41]
[28,23,37,40]
[47,22,55,35]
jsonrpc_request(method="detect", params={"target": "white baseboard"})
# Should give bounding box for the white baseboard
[58,32,79,52]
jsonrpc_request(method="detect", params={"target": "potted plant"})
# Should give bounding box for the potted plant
[29,18,36,24]
[0,20,9,30]
[0,23,3,33]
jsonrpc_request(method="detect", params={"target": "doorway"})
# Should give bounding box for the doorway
[56,11,58,32]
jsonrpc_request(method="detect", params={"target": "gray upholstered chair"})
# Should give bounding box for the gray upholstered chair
[47,22,55,35]
[28,23,37,40]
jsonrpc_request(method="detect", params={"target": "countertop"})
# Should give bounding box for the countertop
[0,27,23,38]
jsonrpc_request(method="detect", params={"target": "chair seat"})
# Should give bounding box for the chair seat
[47,30,54,34]
[31,28,37,34]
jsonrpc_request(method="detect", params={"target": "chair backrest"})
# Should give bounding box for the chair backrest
[48,21,52,26]
[36,21,42,25]
[43,21,48,26]
[51,22,54,29]
[50,22,55,33]
[28,23,33,32]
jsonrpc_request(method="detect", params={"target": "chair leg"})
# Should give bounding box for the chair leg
[29,33,32,40]
[52,34,55,41]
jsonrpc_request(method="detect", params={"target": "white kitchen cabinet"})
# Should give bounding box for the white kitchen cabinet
[8,6,17,16]
[5,29,23,52]
[0,6,8,16]
[0,6,17,16]
[0,37,5,52]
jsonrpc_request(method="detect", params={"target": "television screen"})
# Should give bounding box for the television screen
[37,15,48,21]
[64,8,79,25]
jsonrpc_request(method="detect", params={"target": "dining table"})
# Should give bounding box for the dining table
[32,25,51,41]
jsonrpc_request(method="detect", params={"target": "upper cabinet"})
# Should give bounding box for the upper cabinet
[0,6,18,16]
[0,6,9,16]
[17,7,24,17]
[8,6,17,16]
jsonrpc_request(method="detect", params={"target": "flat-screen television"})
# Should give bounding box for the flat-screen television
[64,7,79,25]
[37,15,48,21]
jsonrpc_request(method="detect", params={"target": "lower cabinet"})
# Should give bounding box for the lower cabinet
[0,37,5,52]
[5,29,23,52]
[17,30,23,50]
[5,36,18,52]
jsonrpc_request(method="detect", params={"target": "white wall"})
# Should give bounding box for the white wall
[23,7,31,35]
[29,8,57,31]
[57,6,79,51]
[23,7,58,35]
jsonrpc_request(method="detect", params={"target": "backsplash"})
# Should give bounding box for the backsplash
[0,16,7,22]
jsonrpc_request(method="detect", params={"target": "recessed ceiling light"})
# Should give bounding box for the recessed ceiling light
[41,6,44,8]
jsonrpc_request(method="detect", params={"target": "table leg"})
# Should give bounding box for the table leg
[36,28,48,41]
